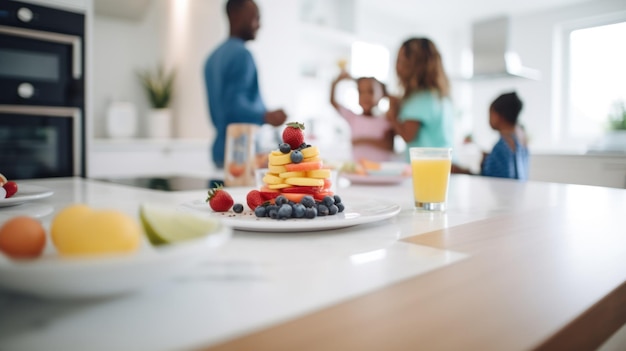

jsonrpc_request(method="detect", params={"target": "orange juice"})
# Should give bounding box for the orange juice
[411,158,451,203]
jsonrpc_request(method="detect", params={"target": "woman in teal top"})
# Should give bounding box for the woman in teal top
[387,38,454,161]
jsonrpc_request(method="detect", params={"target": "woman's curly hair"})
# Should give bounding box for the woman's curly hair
[398,37,450,99]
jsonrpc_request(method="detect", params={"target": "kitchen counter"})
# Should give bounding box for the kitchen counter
[0,176,625,350]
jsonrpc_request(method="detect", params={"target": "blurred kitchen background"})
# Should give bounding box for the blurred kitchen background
[9,0,626,187]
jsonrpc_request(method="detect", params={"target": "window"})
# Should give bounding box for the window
[566,21,626,138]
[335,41,390,114]
[350,41,390,83]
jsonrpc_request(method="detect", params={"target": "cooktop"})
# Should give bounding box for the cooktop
[94,176,223,192]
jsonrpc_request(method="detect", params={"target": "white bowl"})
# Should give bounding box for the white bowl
[0,225,231,299]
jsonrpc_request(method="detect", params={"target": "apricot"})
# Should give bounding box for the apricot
[0,216,46,259]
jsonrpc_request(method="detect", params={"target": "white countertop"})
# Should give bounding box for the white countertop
[0,176,625,350]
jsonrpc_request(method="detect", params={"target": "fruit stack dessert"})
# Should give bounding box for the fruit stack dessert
[260,122,333,203]
[226,122,344,220]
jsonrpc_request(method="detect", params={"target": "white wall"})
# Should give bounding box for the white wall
[92,0,166,138]
[249,0,300,121]
[163,0,223,140]
[91,0,300,150]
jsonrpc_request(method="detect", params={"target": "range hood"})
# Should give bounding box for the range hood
[471,16,541,80]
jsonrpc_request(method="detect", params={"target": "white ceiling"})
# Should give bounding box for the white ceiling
[93,0,601,25]
[360,0,600,26]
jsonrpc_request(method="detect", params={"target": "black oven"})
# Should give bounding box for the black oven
[0,0,85,179]
[0,105,81,179]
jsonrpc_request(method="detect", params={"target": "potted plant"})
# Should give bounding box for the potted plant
[592,100,626,153]
[138,65,176,138]
[608,100,626,131]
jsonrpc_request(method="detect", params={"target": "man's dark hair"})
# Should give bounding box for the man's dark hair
[491,91,523,125]
[226,0,250,18]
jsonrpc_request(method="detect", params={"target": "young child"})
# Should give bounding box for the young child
[481,92,528,179]
[386,37,454,162]
[330,71,395,162]
[452,92,529,180]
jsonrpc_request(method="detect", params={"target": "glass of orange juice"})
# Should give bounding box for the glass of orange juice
[409,147,452,211]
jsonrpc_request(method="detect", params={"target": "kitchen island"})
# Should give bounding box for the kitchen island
[0,175,625,351]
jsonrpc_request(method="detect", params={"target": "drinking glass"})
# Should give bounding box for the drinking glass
[409,147,452,211]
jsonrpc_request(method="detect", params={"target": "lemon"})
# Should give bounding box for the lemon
[51,204,142,256]
[139,203,221,245]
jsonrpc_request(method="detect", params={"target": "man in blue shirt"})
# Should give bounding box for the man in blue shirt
[204,0,287,168]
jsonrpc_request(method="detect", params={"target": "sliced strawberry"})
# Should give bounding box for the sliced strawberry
[284,161,322,172]
[281,186,322,194]
[260,186,280,194]
[323,179,332,190]
[314,191,334,201]
[260,191,280,201]
[282,193,308,203]
[259,187,281,201]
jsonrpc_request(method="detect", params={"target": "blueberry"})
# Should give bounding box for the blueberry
[279,143,291,153]
[298,142,308,150]
[322,196,335,207]
[328,204,338,215]
[300,196,315,208]
[275,195,288,206]
[254,206,266,217]
[336,203,345,212]
[305,207,317,219]
[333,195,342,204]
[292,203,306,218]
[277,204,292,219]
[290,150,304,163]
[269,209,279,219]
[233,203,244,213]
[266,205,278,218]
[317,204,329,216]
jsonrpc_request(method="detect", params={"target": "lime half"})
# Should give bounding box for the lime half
[140,203,221,245]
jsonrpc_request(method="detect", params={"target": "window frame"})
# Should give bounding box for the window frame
[556,12,626,147]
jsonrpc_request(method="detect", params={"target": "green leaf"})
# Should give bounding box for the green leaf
[138,64,176,108]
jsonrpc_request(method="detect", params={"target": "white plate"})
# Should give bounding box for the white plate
[179,198,401,232]
[0,225,231,299]
[0,184,54,207]
[343,173,409,185]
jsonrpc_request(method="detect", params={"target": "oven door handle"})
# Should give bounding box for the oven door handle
[0,25,82,80]
[0,105,83,176]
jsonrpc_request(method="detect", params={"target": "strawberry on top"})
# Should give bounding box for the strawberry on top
[282,122,305,150]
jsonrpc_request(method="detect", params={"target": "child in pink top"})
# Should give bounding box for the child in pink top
[330,71,395,162]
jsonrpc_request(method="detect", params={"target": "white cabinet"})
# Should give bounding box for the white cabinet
[529,154,626,188]
[88,139,215,178]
